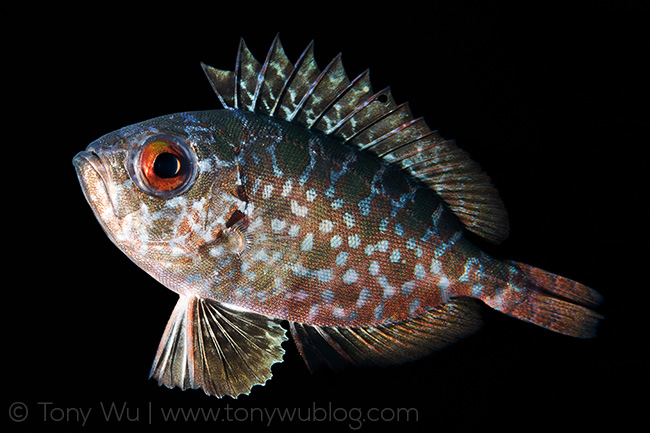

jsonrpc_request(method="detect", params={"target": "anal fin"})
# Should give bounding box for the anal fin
[150,296,287,398]
[290,298,482,372]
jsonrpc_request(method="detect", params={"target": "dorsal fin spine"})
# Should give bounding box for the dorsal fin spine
[257,35,293,116]
[348,101,411,146]
[200,62,235,109]
[201,37,510,244]
[251,37,274,114]
[235,38,262,112]
[313,69,372,135]
[233,38,246,110]
[291,52,344,126]
[329,88,395,141]
[278,41,319,121]
[361,117,424,151]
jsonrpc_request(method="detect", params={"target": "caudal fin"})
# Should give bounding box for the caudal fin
[499,262,603,338]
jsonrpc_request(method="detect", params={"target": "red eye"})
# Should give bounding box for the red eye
[135,135,195,197]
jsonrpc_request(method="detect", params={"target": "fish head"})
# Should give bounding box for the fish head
[73,110,242,295]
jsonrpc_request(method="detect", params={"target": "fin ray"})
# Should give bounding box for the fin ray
[486,262,603,338]
[202,37,510,243]
[256,35,294,116]
[294,53,350,128]
[150,296,287,397]
[276,41,320,121]
[291,298,482,371]
[313,69,374,134]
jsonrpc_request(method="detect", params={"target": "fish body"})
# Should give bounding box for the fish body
[73,37,602,397]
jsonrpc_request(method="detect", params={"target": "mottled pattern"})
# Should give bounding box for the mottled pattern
[73,37,603,397]
[192,110,497,327]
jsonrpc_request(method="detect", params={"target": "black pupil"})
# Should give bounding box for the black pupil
[153,153,182,178]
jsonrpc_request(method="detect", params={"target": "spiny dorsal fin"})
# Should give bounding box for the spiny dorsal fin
[201,36,510,244]
[290,298,483,372]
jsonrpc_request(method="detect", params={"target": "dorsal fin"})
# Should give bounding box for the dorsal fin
[201,36,510,244]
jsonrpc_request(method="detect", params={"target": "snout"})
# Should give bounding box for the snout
[75,131,148,219]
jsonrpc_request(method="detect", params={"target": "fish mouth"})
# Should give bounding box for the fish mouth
[73,150,106,183]
[73,149,120,226]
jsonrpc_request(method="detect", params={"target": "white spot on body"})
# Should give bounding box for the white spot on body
[430,258,442,274]
[291,263,309,277]
[307,305,319,321]
[378,276,395,298]
[306,189,317,202]
[166,196,187,208]
[439,274,451,302]
[401,280,415,294]
[335,251,348,266]
[376,240,389,252]
[356,288,370,307]
[342,268,358,284]
[210,246,225,257]
[330,235,342,248]
[262,184,274,199]
[368,261,380,276]
[322,289,334,303]
[374,303,384,321]
[301,233,314,251]
[358,197,371,215]
[271,218,286,233]
[348,234,360,248]
[409,299,421,316]
[191,197,207,212]
[379,218,389,233]
[198,158,212,173]
[319,220,333,233]
[406,238,417,250]
[343,212,355,229]
[282,179,293,196]
[288,224,301,237]
[331,198,345,210]
[414,263,427,279]
[390,249,401,263]
[291,199,309,217]
[316,268,333,283]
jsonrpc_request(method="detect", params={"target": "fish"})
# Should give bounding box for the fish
[73,36,603,398]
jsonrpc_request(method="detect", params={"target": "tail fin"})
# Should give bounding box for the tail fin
[499,262,603,338]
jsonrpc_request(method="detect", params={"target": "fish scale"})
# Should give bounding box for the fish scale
[224,109,468,326]
[74,36,603,397]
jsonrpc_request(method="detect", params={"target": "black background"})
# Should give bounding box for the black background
[6,2,647,432]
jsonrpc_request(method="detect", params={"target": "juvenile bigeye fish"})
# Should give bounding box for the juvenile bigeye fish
[73,36,602,398]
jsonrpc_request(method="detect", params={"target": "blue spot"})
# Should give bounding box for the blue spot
[322,289,334,303]
[358,197,372,216]
[379,218,389,233]
[336,251,349,266]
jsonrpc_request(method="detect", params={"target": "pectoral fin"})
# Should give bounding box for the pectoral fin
[150,296,287,398]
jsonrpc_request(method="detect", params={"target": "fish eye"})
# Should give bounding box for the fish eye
[153,152,182,178]
[133,135,196,198]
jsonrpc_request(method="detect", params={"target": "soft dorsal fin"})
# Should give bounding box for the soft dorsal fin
[201,35,510,244]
